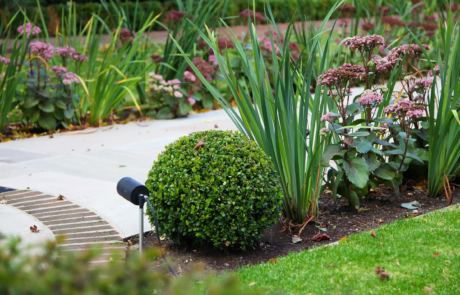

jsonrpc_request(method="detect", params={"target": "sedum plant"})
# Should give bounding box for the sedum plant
[320,35,431,208]
[145,130,282,250]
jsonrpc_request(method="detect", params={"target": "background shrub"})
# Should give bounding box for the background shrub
[145,130,282,250]
[0,236,264,295]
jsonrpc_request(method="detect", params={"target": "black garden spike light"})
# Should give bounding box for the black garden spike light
[116,177,178,277]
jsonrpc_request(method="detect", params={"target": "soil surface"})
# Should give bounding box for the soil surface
[125,184,459,276]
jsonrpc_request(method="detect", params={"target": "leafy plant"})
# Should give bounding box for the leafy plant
[145,130,282,250]
[172,1,348,224]
[0,236,265,295]
[425,8,460,197]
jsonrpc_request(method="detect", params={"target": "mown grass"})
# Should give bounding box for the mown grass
[233,205,460,294]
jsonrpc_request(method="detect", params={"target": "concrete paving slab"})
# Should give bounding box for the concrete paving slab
[0,204,55,255]
[0,147,53,163]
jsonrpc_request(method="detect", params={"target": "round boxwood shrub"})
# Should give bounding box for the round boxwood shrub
[145,130,282,250]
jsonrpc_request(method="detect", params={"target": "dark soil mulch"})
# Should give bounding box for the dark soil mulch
[125,184,459,275]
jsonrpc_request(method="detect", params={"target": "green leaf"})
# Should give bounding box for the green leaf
[353,139,372,153]
[373,163,396,180]
[348,190,360,209]
[345,131,370,137]
[29,108,40,123]
[346,102,360,114]
[55,100,67,109]
[24,97,40,108]
[156,107,174,119]
[38,90,51,99]
[365,152,380,172]
[321,144,343,167]
[384,149,405,156]
[343,157,369,188]
[38,101,55,113]
[375,139,397,148]
[178,99,192,115]
[37,112,56,130]
[64,108,74,119]
[372,118,393,124]
[202,95,214,109]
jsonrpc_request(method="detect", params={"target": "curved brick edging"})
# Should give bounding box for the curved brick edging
[1,189,126,265]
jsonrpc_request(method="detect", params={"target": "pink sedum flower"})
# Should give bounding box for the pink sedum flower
[56,46,76,57]
[188,97,196,105]
[71,53,88,62]
[173,91,183,98]
[167,79,181,90]
[149,72,164,82]
[62,72,80,85]
[29,41,54,60]
[17,23,41,37]
[320,112,335,122]
[0,55,10,65]
[356,92,383,106]
[51,66,67,76]
[183,71,196,82]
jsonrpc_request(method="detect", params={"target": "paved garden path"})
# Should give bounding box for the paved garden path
[0,109,238,248]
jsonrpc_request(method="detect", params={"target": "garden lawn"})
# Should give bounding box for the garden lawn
[233,205,460,294]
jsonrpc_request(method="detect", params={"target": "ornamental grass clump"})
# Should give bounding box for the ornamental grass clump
[145,130,282,250]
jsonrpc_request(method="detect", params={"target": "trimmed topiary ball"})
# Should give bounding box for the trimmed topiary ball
[145,130,282,250]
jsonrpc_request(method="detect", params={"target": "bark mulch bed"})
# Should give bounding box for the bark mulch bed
[125,184,459,275]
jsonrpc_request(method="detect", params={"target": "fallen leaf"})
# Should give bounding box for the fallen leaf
[194,141,205,150]
[269,258,278,264]
[249,282,258,287]
[445,260,451,264]
[214,124,219,128]
[411,213,419,217]
[379,270,390,281]
[303,245,309,250]
[396,258,400,266]
[325,264,335,267]
[437,222,444,226]
[423,286,433,293]
[371,231,377,238]
[375,266,381,275]
[311,233,331,242]
[27,187,30,189]
[432,252,440,257]
[225,241,230,247]
[380,242,383,247]
[127,239,133,246]
[30,225,39,233]
[292,235,302,244]
[57,195,65,201]
[339,236,347,242]
[378,218,384,224]
[153,241,159,247]
[358,207,370,213]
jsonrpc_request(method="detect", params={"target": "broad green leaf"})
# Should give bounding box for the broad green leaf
[345,131,370,137]
[321,144,343,167]
[38,101,55,113]
[24,97,40,108]
[55,100,67,109]
[353,139,372,153]
[375,139,397,148]
[64,108,74,119]
[156,106,174,119]
[30,108,40,123]
[346,102,360,114]
[38,112,56,130]
[365,152,380,172]
[348,190,360,209]
[343,157,369,188]
[373,163,396,180]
